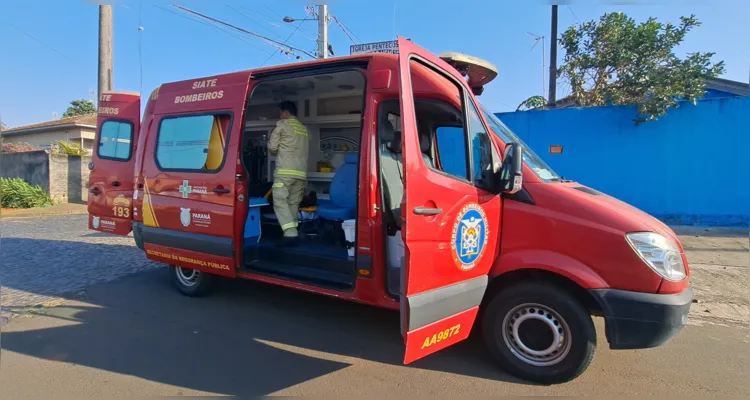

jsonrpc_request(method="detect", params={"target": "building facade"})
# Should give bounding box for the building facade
[0,113,97,151]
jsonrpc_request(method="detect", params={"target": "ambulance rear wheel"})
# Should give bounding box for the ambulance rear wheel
[170,266,215,297]
[482,282,596,384]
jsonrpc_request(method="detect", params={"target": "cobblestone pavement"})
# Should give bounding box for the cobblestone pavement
[1,215,161,316]
[1,215,746,327]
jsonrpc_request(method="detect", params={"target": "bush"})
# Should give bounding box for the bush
[0,177,53,208]
[51,141,89,156]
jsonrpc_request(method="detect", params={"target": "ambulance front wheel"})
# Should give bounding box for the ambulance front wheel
[482,282,596,384]
[170,266,215,297]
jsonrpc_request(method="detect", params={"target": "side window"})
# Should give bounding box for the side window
[465,100,493,185]
[98,120,133,160]
[434,126,468,180]
[156,114,231,171]
[409,59,494,186]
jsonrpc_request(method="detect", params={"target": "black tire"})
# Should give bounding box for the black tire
[482,282,596,384]
[170,266,215,297]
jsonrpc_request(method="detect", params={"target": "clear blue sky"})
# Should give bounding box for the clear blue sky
[1,0,748,127]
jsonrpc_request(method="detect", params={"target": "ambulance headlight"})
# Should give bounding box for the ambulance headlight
[626,232,686,281]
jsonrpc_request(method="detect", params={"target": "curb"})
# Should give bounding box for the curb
[0,209,88,220]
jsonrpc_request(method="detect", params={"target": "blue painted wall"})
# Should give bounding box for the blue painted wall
[702,88,737,100]
[496,96,750,227]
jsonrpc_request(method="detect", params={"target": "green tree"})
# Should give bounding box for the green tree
[62,99,96,118]
[516,95,548,111]
[558,12,725,124]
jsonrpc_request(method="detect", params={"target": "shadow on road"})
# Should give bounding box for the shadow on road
[79,231,131,238]
[1,238,528,395]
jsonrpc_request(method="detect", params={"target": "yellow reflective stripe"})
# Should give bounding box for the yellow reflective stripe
[272,182,284,188]
[281,222,298,231]
[287,119,308,136]
[276,169,307,178]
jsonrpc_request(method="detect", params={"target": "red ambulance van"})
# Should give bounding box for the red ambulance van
[87,38,693,384]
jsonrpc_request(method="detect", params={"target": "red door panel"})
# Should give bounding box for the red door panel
[140,113,238,276]
[87,92,140,235]
[395,37,503,363]
[137,72,252,275]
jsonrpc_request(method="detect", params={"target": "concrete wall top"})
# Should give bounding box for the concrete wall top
[0,150,51,191]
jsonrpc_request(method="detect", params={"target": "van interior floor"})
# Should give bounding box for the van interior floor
[243,239,356,290]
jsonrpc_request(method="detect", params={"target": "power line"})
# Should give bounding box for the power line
[229,4,316,56]
[173,5,317,59]
[138,3,144,96]
[261,20,305,67]
[252,4,319,42]
[237,4,314,37]
[226,5,283,39]
[3,21,93,99]
[155,6,252,45]
[528,32,546,99]
[237,6,285,28]
[157,5,287,61]
[331,16,357,45]
[263,4,285,19]
[333,16,362,44]
[153,5,284,61]
[567,5,581,23]
[5,23,76,63]
[245,4,318,43]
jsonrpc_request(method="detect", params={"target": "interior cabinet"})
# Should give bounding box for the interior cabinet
[316,95,362,116]
[245,93,362,128]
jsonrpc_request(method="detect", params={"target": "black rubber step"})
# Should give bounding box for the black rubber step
[245,260,355,290]
[257,245,353,275]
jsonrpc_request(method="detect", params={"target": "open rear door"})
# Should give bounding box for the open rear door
[87,91,140,235]
[395,37,503,363]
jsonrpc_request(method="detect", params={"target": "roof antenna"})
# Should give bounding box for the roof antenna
[392,3,396,39]
[528,32,546,100]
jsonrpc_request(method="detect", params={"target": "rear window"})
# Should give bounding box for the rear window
[155,114,231,171]
[98,120,133,160]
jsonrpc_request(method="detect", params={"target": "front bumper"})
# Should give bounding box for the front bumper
[589,287,693,350]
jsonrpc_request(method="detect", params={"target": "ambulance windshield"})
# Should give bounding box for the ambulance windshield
[479,104,561,182]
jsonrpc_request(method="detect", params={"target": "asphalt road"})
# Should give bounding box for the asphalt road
[1,215,748,395]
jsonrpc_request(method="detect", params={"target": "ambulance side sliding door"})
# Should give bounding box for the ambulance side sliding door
[138,111,239,277]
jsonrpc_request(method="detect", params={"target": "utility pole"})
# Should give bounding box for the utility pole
[317,4,328,59]
[548,5,558,105]
[98,5,113,99]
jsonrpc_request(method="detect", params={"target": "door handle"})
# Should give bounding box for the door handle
[89,188,101,195]
[413,206,442,216]
[111,181,121,187]
[212,187,231,194]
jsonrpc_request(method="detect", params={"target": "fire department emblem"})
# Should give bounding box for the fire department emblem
[451,203,489,271]
[180,208,191,227]
[92,216,100,229]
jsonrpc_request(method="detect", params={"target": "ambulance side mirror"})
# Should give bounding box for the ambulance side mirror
[498,142,523,194]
